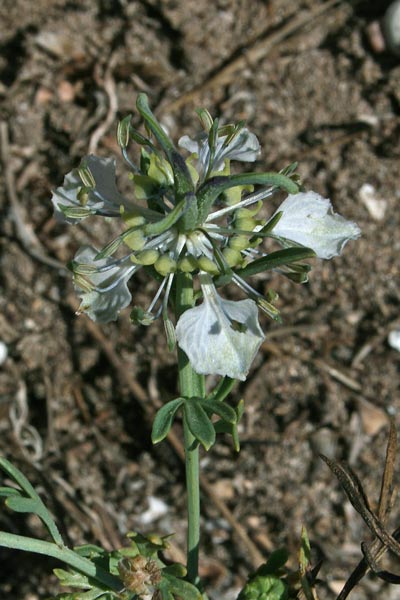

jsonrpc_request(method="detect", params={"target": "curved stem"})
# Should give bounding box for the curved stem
[175,272,205,585]
[0,532,121,591]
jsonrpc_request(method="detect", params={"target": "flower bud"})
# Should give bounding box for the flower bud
[197,256,220,275]
[131,249,159,266]
[222,247,243,267]
[229,234,251,251]
[178,255,198,272]
[154,255,177,276]
[124,230,146,251]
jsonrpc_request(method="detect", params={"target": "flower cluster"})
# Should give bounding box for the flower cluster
[52,94,360,380]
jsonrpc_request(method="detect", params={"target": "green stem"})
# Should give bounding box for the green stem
[0,532,121,591]
[175,272,205,585]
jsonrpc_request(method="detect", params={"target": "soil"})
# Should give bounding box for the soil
[1,1,400,599]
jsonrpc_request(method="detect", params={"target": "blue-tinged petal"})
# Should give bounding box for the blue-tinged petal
[213,128,260,168]
[179,128,260,179]
[176,277,264,380]
[72,246,135,323]
[51,156,127,224]
[272,192,361,259]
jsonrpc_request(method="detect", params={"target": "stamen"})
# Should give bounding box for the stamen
[121,147,140,173]
[147,277,168,314]
[94,265,137,293]
[205,187,276,222]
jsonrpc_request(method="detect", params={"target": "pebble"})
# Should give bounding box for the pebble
[358,183,387,221]
[383,0,400,57]
[0,341,8,365]
[388,329,400,352]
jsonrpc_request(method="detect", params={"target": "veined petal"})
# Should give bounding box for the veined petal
[272,192,361,259]
[176,277,264,380]
[73,246,135,323]
[51,156,127,224]
[178,128,260,179]
[213,128,260,168]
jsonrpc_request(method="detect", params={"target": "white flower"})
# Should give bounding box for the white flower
[176,274,265,380]
[72,246,135,323]
[271,192,361,259]
[51,155,127,224]
[179,127,260,180]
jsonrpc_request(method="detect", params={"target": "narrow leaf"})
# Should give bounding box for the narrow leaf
[207,377,236,403]
[236,247,316,279]
[0,486,21,497]
[196,172,299,224]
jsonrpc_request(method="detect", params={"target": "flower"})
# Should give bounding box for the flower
[51,156,125,223]
[53,93,360,380]
[175,274,264,380]
[179,119,260,182]
[271,192,361,259]
[72,246,135,323]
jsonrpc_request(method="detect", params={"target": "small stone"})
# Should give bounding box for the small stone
[382,0,400,57]
[0,341,8,365]
[138,496,168,525]
[388,329,400,352]
[359,183,387,221]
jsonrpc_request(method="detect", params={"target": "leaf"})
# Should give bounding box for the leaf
[152,398,184,444]
[199,398,237,424]
[236,247,316,279]
[136,94,195,205]
[162,573,202,600]
[53,568,92,589]
[184,399,216,450]
[0,457,64,546]
[259,549,289,576]
[238,574,288,600]
[6,496,39,514]
[196,172,299,225]
[207,377,236,403]
[0,486,21,497]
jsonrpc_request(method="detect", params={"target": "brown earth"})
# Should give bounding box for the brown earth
[0,1,400,598]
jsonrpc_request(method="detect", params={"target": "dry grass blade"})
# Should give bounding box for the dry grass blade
[377,419,398,522]
[322,423,400,599]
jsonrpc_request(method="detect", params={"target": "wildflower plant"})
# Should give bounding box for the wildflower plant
[0,94,362,599]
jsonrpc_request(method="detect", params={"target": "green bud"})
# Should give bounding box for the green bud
[131,249,159,266]
[154,255,177,276]
[178,255,198,273]
[121,208,146,227]
[197,256,220,275]
[130,306,154,326]
[229,234,251,251]
[124,230,146,251]
[235,217,257,232]
[235,201,262,219]
[222,247,243,267]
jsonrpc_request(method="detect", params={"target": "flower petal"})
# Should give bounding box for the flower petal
[272,192,361,259]
[51,155,126,224]
[178,128,260,179]
[176,281,264,380]
[214,128,260,168]
[73,246,135,323]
